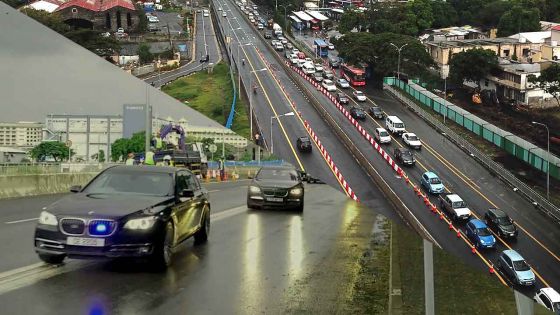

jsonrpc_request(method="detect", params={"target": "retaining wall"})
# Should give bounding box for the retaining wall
[0,173,97,199]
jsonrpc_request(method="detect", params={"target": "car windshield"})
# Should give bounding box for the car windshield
[408,135,418,141]
[356,92,363,96]
[83,170,173,196]
[513,259,530,271]
[401,150,412,157]
[429,178,441,184]
[477,227,491,236]
[552,301,560,312]
[372,108,381,113]
[452,201,466,208]
[339,79,347,83]
[380,131,389,137]
[497,216,513,225]
[256,169,298,181]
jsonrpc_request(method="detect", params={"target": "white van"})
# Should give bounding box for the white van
[385,115,405,135]
[203,9,209,17]
[297,59,307,68]
[302,62,316,75]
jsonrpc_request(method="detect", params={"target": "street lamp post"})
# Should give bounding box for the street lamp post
[279,4,291,33]
[270,112,295,154]
[532,121,550,200]
[249,68,268,141]
[389,43,408,81]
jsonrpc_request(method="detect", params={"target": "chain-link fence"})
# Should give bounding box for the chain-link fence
[384,84,560,223]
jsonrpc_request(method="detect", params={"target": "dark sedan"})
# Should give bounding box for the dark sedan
[485,208,518,238]
[350,106,367,120]
[336,92,349,105]
[369,106,384,119]
[297,136,312,153]
[247,166,304,211]
[34,166,211,269]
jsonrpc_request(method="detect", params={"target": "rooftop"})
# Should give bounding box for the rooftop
[498,59,541,74]
[508,31,550,44]
[0,147,27,154]
[56,0,135,12]
[426,37,526,48]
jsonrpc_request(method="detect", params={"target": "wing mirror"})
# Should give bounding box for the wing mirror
[70,185,82,193]
[180,189,195,198]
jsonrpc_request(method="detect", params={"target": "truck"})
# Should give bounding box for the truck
[272,23,282,37]
[144,123,208,178]
[438,193,472,221]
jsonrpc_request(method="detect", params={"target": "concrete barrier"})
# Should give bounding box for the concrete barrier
[0,173,97,199]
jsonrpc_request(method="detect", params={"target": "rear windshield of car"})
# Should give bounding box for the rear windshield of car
[429,178,441,184]
[497,216,513,225]
[408,135,418,141]
[452,201,466,208]
[256,169,298,181]
[394,123,404,128]
[477,227,491,236]
[512,259,530,271]
[84,171,173,196]
[401,150,412,156]
[372,108,381,113]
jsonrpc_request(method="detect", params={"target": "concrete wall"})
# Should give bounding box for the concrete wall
[0,173,97,199]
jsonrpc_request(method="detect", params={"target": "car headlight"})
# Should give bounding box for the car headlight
[249,186,261,194]
[124,216,157,230]
[290,187,303,195]
[38,211,58,226]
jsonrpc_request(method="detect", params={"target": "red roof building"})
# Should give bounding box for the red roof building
[56,0,139,32]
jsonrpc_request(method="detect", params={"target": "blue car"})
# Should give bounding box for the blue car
[466,219,496,249]
[421,171,445,194]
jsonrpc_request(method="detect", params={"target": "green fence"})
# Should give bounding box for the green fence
[384,77,560,180]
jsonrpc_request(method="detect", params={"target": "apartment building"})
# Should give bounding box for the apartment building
[0,122,43,150]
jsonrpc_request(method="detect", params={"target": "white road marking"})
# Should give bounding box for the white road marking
[5,218,38,224]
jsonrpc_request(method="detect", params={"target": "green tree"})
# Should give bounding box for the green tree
[22,9,71,33]
[98,150,106,162]
[449,48,499,88]
[430,0,459,28]
[4,0,23,8]
[64,28,121,56]
[407,0,434,32]
[338,10,364,33]
[110,132,146,161]
[30,141,74,162]
[497,5,541,37]
[138,43,154,64]
[528,63,560,106]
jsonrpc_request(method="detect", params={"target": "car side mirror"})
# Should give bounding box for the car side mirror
[70,185,82,193]
[180,189,195,198]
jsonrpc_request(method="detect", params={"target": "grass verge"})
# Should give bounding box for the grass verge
[393,222,520,314]
[162,62,250,139]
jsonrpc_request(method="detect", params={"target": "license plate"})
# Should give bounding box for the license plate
[267,197,284,202]
[67,237,105,247]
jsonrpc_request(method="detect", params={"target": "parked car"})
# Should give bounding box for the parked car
[117,27,125,33]
[353,90,367,102]
[402,132,422,150]
[466,219,496,249]
[328,42,335,50]
[336,78,350,88]
[33,166,210,269]
[484,208,518,238]
[439,193,471,220]
[497,250,535,286]
[296,136,312,153]
[247,166,304,212]
[369,106,384,119]
[375,127,391,144]
[421,171,445,194]
[394,147,415,166]
[336,92,349,104]
[312,72,324,82]
[350,106,366,120]
[323,70,334,79]
[534,288,560,314]
[322,79,336,92]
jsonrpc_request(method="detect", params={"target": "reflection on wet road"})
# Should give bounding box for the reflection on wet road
[0,180,381,314]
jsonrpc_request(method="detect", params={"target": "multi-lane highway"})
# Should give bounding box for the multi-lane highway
[216,0,560,296]
[0,179,384,313]
[144,8,222,88]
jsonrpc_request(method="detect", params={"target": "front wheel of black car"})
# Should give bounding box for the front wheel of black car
[295,198,304,212]
[194,213,210,245]
[38,253,66,265]
[151,221,175,270]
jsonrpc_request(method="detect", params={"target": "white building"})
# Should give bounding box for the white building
[0,147,29,163]
[0,122,43,150]
[22,0,64,13]
[45,115,247,162]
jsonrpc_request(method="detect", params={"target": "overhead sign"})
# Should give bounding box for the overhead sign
[208,144,217,153]
[65,140,72,147]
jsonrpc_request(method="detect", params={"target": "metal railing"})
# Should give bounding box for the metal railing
[0,163,118,175]
[384,84,560,223]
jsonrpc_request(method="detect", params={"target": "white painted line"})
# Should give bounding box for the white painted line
[208,190,221,193]
[5,218,38,224]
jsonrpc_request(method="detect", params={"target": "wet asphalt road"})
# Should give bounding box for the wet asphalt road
[0,180,380,314]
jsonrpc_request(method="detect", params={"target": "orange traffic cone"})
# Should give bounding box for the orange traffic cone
[456,230,461,238]
[448,222,453,230]
[471,245,476,254]
[489,264,495,274]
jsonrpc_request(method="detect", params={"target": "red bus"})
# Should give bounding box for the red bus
[341,64,366,86]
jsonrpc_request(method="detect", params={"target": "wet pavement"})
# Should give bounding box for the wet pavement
[0,180,382,314]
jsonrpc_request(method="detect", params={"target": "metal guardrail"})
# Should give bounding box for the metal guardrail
[384,84,560,223]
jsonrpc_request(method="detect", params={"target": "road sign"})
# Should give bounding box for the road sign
[208,144,217,153]
[66,140,72,147]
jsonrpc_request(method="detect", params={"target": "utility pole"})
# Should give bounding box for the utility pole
[532,121,550,200]
[389,43,408,80]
